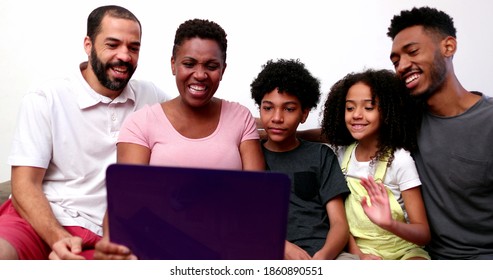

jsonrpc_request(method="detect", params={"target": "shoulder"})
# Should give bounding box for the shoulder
[128,79,157,91]
[300,139,326,149]
[139,103,162,115]
[300,140,336,157]
[220,99,254,119]
[21,75,80,105]
[30,64,89,96]
[468,92,493,110]
[128,103,157,120]
[387,148,420,189]
[481,93,493,108]
[122,104,162,134]
[391,148,415,165]
[221,99,249,111]
[128,80,170,102]
[392,147,412,156]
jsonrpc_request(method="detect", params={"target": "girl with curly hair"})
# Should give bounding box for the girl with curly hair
[321,68,430,260]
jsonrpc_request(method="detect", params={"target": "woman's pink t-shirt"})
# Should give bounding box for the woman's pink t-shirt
[118,99,259,170]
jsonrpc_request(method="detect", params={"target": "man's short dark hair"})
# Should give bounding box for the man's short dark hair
[87,5,141,41]
[387,6,456,40]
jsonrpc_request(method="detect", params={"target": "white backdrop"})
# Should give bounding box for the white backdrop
[1,0,491,181]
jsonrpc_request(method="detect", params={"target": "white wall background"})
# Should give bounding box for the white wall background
[1,0,491,182]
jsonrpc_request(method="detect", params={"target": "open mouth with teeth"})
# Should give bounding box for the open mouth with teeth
[405,73,420,84]
[107,59,133,79]
[349,124,368,132]
[111,66,128,79]
[403,72,421,89]
[351,124,366,129]
[188,84,208,97]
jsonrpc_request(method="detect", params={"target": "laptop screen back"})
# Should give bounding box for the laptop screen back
[105,164,291,260]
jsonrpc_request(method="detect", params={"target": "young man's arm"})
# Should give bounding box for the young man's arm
[283,240,312,260]
[240,139,265,171]
[312,195,349,260]
[11,166,84,260]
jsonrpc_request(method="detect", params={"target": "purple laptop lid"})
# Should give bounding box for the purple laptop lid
[105,164,291,260]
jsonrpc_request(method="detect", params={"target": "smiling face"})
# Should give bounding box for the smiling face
[260,88,309,152]
[344,82,381,145]
[84,15,140,97]
[390,25,448,98]
[171,37,226,108]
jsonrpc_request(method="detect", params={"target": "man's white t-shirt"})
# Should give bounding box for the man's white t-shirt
[8,63,169,235]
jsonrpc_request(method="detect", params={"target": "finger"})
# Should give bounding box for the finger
[94,252,136,260]
[69,238,83,254]
[361,196,373,213]
[94,240,134,260]
[56,250,85,260]
[361,196,368,207]
[363,176,387,198]
[369,254,383,260]
[48,251,60,260]
[51,238,85,260]
[361,177,378,197]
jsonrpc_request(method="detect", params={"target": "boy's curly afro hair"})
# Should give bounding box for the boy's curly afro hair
[250,58,321,110]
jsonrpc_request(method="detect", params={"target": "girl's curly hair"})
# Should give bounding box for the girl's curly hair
[321,69,421,163]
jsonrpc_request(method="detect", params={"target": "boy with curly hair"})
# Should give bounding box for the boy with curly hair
[251,59,355,260]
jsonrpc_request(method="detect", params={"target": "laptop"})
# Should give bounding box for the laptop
[105,163,291,260]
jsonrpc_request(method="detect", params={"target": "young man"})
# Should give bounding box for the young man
[250,59,354,260]
[0,5,169,260]
[388,6,493,260]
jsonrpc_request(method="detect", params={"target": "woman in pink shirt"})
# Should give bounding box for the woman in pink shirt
[117,19,264,171]
[94,19,265,259]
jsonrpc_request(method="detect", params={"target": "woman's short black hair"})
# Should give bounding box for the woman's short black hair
[172,18,228,63]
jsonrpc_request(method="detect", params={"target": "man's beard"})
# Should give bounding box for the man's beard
[90,47,135,91]
[418,50,448,100]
